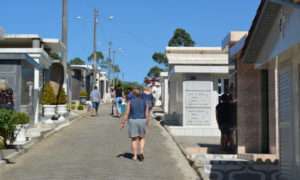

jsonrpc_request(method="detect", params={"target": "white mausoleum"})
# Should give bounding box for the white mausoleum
[166,47,229,137]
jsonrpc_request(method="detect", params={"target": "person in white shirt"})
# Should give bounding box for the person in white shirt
[90,86,101,116]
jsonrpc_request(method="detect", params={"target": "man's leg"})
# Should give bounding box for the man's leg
[95,102,99,115]
[139,137,145,155]
[131,137,138,160]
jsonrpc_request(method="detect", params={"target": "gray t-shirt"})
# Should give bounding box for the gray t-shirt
[90,89,101,102]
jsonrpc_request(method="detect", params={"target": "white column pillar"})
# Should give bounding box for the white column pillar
[221,79,225,94]
[164,78,169,113]
[103,78,107,103]
[33,68,40,124]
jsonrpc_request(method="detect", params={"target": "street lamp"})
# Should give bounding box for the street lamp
[111,47,123,87]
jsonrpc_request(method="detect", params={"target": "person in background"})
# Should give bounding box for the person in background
[0,80,14,110]
[120,87,150,161]
[142,87,154,117]
[111,87,116,116]
[216,92,236,152]
[90,86,101,116]
[115,84,123,117]
[126,87,134,101]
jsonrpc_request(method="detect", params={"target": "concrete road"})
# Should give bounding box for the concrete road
[0,104,198,180]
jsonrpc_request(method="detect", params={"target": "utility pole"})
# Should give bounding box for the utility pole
[93,8,99,87]
[62,0,70,106]
[112,50,116,88]
[108,41,112,81]
[62,0,68,59]
[107,41,113,88]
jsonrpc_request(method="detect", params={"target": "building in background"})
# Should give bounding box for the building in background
[242,1,300,179]
[69,64,110,103]
[165,47,229,137]
[0,34,65,124]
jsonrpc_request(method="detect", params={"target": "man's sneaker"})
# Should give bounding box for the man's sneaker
[138,154,144,161]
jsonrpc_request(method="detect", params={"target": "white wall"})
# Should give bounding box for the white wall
[257,7,300,66]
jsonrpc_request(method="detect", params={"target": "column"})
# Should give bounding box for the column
[33,67,40,124]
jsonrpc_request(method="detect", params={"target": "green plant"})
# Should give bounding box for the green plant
[77,104,84,110]
[71,104,76,110]
[80,90,88,97]
[0,137,5,150]
[57,88,67,104]
[49,52,62,60]
[0,109,16,147]
[41,82,56,105]
[70,57,85,65]
[11,112,30,125]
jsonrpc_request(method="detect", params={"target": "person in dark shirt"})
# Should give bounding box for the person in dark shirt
[121,87,150,161]
[216,93,236,152]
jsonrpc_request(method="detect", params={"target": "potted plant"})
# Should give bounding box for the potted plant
[12,112,30,145]
[41,82,56,117]
[77,104,85,111]
[56,88,68,115]
[0,109,30,147]
[79,90,88,104]
[0,109,15,148]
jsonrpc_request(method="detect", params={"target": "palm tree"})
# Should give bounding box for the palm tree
[88,51,104,64]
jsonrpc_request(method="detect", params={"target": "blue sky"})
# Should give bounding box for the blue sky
[0,0,260,83]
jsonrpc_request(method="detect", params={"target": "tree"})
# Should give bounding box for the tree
[69,57,85,65]
[152,52,168,67]
[88,51,104,64]
[168,28,195,47]
[147,66,163,78]
[146,28,196,78]
[111,64,120,73]
[41,82,56,105]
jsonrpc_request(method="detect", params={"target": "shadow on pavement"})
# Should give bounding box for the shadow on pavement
[116,152,133,160]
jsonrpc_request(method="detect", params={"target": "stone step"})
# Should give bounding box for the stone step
[26,128,42,138]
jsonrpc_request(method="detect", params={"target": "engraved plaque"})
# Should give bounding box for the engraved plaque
[183,81,212,126]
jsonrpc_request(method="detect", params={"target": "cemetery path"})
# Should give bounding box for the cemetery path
[0,104,198,180]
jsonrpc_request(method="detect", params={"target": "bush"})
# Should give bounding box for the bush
[0,137,4,150]
[57,88,67,104]
[0,109,15,146]
[71,104,76,110]
[77,105,84,110]
[49,52,62,60]
[80,90,88,97]
[41,82,56,105]
[11,112,30,125]
[0,109,30,148]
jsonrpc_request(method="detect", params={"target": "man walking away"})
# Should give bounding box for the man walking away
[121,87,150,161]
[90,86,101,116]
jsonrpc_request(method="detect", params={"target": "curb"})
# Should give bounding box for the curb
[156,120,202,180]
[0,112,88,166]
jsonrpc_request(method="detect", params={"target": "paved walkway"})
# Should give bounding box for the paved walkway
[0,104,198,180]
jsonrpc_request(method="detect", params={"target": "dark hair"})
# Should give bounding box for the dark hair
[132,87,141,97]
[220,94,232,103]
[94,86,97,89]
